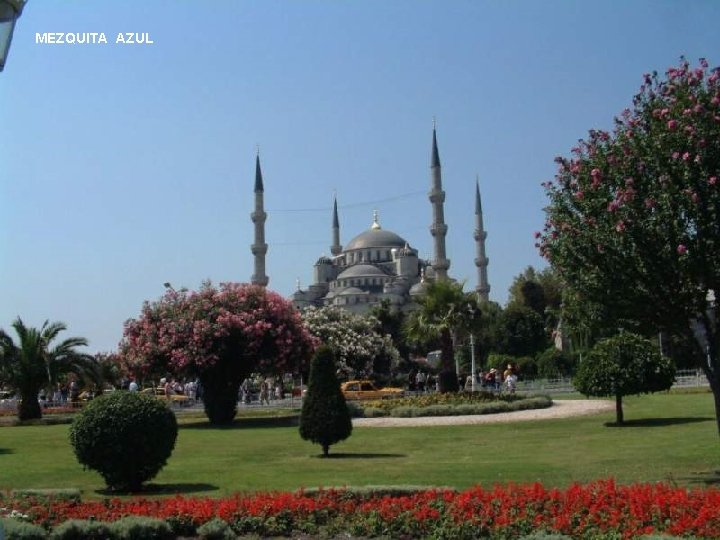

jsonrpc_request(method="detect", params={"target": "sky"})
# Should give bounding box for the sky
[1,1,719,354]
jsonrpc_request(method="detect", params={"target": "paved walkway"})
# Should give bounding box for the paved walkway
[352,399,614,428]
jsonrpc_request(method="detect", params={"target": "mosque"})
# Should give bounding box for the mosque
[249,126,490,313]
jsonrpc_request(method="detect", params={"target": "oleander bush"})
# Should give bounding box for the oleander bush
[68,391,178,491]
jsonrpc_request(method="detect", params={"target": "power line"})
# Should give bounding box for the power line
[268,189,425,213]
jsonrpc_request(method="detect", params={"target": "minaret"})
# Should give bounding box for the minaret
[429,121,450,280]
[250,152,269,286]
[474,176,490,301]
[330,195,342,256]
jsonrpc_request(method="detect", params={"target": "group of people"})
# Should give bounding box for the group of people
[472,365,518,393]
[240,375,285,405]
[39,380,82,406]
[408,364,519,394]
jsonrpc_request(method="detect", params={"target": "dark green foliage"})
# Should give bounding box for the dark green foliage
[299,346,352,456]
[536,347,577,379]
[69,391,178,491]
[497,306,548,358]
[574,332,675,424]
[50,519,112,540]
[0,518,47,540]
[108,517,172,540]
[196,518,237,540]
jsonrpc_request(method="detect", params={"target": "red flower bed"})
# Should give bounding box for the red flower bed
[3,479,720,538]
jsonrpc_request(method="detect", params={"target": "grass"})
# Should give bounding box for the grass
[0,391,718,498]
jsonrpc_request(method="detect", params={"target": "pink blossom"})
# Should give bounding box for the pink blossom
[667,120,677,130]
[709,176,717,186]
[677,244,687,255]
[615,221,626,233]
[672,151,680,160]
[682,152,691,161]
[574,190,584,200]
[534,231,541,238]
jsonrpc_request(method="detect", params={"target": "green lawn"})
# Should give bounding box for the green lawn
[1,391,718,498]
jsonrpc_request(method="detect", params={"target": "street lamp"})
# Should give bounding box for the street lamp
[0,0,26,72]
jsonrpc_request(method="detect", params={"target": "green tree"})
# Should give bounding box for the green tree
[539,58,720,436]
[404,280,482,392]
[0,318,98,421]
[299,345,352,457]
[573,332,675,424]
[370,299,409,361]
[496,306,548,358]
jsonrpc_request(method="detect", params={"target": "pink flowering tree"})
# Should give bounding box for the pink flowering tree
[120,282,316,424]
[539,58,720,437]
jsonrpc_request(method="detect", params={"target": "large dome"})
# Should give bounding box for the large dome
[337,264,388,280]
[345,228,408,251]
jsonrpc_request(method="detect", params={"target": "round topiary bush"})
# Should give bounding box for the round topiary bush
[69,390,178,491]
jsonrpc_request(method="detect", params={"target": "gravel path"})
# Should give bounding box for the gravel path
[352,399,614,428]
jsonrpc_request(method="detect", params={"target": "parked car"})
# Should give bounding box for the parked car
[140,387,191,406]
[340,380,404,400]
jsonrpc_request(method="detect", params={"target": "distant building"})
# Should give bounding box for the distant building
[250,125,491,312]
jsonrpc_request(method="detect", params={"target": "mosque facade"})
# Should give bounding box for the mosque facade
[250,126,490,313]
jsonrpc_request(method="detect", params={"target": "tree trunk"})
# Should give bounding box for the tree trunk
[18,385,42,421]
[200,371,240,425]
[438,328,458,393]
[702,363,720,438]
[322,443,329,457]
[615,393,624,425]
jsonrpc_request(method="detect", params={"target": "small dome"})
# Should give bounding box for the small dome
[315,255,332,265]
[337,264,387,280]
[409,281,428,296]
[337,287,367,296]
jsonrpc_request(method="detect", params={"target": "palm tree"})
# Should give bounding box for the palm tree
[405,280,482,392]
[0,318,98,420]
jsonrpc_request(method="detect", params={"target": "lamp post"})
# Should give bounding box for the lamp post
[466,302,480,392]
[0,0,26,72]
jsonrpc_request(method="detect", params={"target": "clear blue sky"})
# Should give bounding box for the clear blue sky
[1,1,718,354]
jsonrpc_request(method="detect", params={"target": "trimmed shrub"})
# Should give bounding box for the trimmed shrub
[361,407,387,418]
[69,391,178,491]
[299,346,352,457]
[108,516,172,540]
[196,518,237,540]
[344,401,364,418]
[0,517,48,540]
[518,533,573,540]
[50,519,112,540]
[387,396,552,418]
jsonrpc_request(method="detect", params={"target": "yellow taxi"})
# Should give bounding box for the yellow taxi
[140,387,191,406]
[340,380,404,400]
